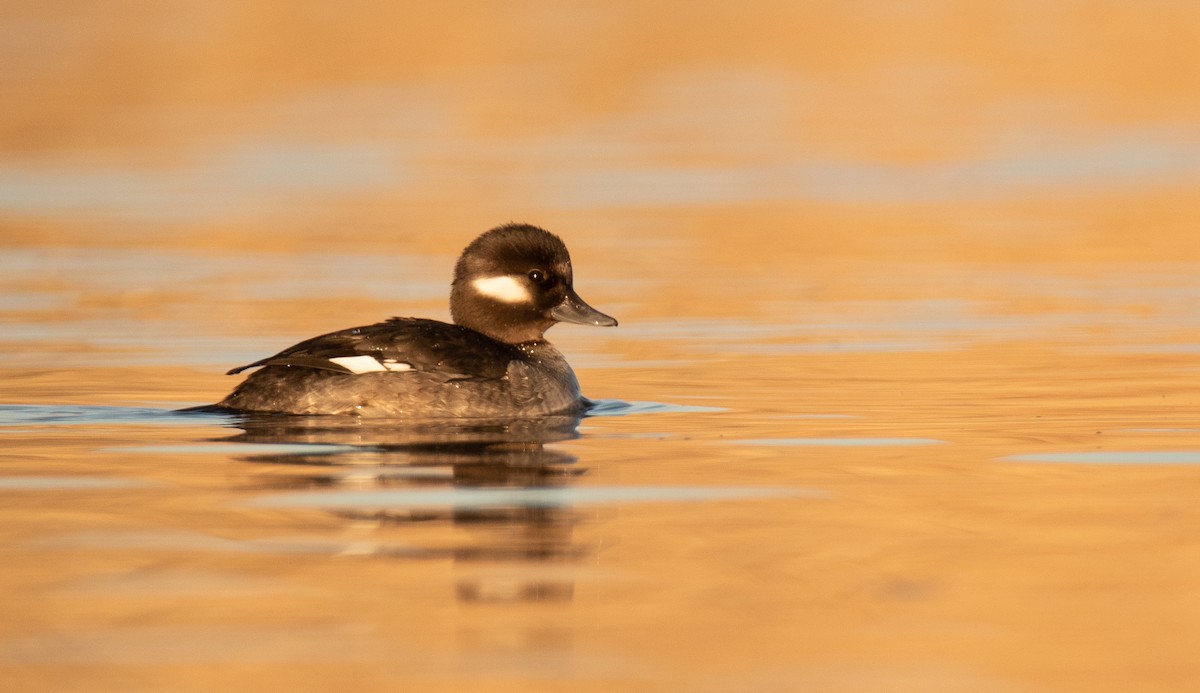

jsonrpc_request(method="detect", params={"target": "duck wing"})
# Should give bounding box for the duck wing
[225,318,521,380]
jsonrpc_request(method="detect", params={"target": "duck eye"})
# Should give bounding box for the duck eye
[527,269,545,284]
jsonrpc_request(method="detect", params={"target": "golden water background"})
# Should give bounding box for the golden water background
[2,2,1200,691]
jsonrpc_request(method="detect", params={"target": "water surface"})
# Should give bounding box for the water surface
[4,3,1200,692]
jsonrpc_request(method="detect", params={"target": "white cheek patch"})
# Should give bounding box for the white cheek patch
[472,275,532,304]
[329,356,387,373]
[329,356,413,374]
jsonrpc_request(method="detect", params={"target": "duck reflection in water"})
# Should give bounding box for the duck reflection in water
[217,411,591,603]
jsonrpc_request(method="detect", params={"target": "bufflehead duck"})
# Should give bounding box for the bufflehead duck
[215,224,617,417]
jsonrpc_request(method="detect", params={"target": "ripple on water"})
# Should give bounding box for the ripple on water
[0,404,226,428]
[732,437,947,447]
[586,399,728,415]
[246,485,818,511]
[1113,428,1200,434]
[1001,451,1200,464]
[28,529,371,555]
[0,476,152,490]
[0,401,722,428]
[106,443,368,456]
[0,625,387,664]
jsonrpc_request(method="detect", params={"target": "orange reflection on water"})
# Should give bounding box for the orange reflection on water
[3,2,1200,691]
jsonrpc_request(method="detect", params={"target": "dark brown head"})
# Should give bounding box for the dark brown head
[449,224,617,344]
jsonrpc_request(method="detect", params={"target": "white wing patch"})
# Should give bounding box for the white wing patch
[329,356,413,374]
[472,275,531,304]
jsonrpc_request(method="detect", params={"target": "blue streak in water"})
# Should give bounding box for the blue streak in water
[247,485,816,510]
[586,399,728,416]
[0,476,150,490]
[1002,451,1200,465]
